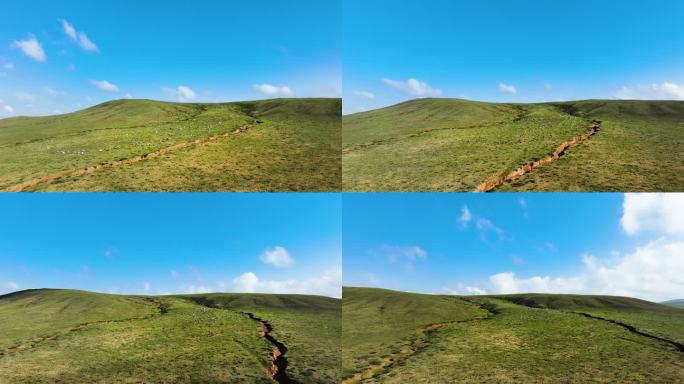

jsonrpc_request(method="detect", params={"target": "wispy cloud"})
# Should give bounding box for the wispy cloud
[11,36,46,62]
[374,244,427,272]
[458,205,505,240]
[60,19,99,52]
[354,90,375,99]
[90,79,119,92]
[382,77,442,97]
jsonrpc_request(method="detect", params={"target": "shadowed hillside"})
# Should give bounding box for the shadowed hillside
[343,99,684,192]
[0,98,341,192]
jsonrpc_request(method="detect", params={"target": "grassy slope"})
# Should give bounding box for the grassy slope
[0,289,340,383]
[180,293,342,384]
[341,287,488,379]
[343,98,684,191]
[0,98,341,192]
[343,288,684,383]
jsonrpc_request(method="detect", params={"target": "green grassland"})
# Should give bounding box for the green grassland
[0,289,340,383]
[342,98,684,191]
[0,98,341,192]
[342,287,684,383]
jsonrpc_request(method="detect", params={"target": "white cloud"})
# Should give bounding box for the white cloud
[2,105,14,114]
[163,85,197,101]
[90,79,119,92]
[354,90,375,99]
[453,194,684,302]
[232,267,341,298]
[260,246,294,268]
[498,83,517,94]
[3,63,13,71]
[458,205,473,227]
[61,19,77,39]
[233,272,260,292]
[11,36,46,62]
[61,19,99,52]
[143,282,151,292]
[124,93,133,99]
[458,205,505,240]
[253,83,293,96]
[477,239,684,302]
[382,78,442,97]
[621,193,684,236]
[615,82,684,101]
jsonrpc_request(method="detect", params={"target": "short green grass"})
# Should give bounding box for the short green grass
[343,98,684,191]
[0,289,340,383]
[0,98,341,192]
[342,287,684,383]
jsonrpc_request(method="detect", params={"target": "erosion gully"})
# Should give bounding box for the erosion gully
[4,122,255,192]
[476,120,601,192]
[498,297,684,355]
[343,299,500,384]
[240,312,298,384]
[573,311,684,354]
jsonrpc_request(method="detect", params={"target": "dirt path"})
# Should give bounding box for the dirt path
[0,299,165,358]
[241,312,298,384]
[4,123,253,192]
[343,300,499,384]
[475,120,601,192]
[573,312,684,354]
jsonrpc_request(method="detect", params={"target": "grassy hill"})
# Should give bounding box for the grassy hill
[0,98,341,192]
[0,289,340,383]
[663,299,684,308]
[342,287,684,383]
[342,98,684,191]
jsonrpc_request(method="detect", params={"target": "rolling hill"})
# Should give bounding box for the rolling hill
[0,98,341,192]
[342,287,684,383]
[0,289,340,383]
[663,299,684,308]
[342,99,684,191]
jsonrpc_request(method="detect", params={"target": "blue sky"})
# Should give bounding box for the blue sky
[0,193,341,297]
[0,0,341,117]
[343,193,684,302]
[343,0,684,114]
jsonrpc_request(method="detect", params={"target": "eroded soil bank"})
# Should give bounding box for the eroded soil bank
[476,120,600,192]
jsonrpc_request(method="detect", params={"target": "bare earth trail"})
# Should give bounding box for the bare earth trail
[343,301,499,384]
[4,123,253,192]
[475,120,601,192]
[0,299,165,358]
